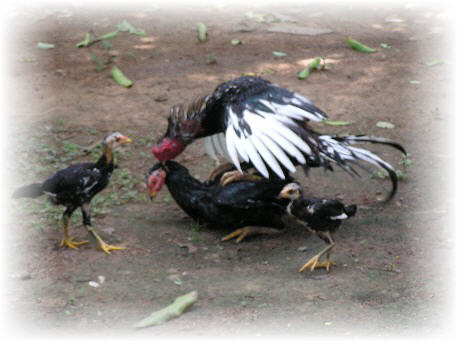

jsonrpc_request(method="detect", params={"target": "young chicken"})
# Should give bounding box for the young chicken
[279,183,357,272]
[13,132,132,254]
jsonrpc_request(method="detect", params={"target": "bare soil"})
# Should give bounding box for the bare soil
[3,1,454,339]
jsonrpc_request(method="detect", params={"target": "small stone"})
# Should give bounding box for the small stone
[88,281,100,288]
[154,94,168,102]
[97,276,105,284]
[297,246,308,252]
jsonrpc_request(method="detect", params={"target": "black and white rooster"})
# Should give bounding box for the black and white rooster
[153,76,406,200]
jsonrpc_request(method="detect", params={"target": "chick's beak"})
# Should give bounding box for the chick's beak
[278,190,288,199]
[121,136,133,144]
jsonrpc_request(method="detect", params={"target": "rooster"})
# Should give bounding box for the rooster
[153,76,405,201]
[13,132,132,254]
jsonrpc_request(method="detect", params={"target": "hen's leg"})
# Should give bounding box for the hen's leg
[81,203,125,255]
[221,226,283,243]
[60,206,89,249]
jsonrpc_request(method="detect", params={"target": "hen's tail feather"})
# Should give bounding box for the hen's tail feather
[12,183,44,199]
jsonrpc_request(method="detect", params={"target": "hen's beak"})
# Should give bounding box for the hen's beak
[149,190,157,201]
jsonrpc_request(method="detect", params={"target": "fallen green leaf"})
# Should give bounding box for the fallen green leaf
[297,67,311,80]
[117,20,145,35]
[76,33,92,48]
[89,52,106,72]
[425,59,445,67]
[347,37,377,53]
[111,66,133,87]
[323,120,352,126]
[380,43,391,49]
[99,30,118,40]
[134,291,198,328]
[273,51,288,57]
[297,57,324,80]
[37,42,55,49]
[409,80,421,84]
[197,23,208,42]
[245,11,266,23]
[231,38,243,45]
[376,121,395,129]
[263,68,274,74]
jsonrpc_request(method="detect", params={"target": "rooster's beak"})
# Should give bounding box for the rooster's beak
[149,190,157,201]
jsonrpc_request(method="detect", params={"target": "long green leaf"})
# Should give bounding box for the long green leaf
[134,291,198,328]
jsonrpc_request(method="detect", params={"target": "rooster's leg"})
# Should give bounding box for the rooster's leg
[221,226,282,243]
[81,204,125,255]
[299,231,336,272]
[208,162,235,181]
[220,170,262,187]
[60,206,89,249]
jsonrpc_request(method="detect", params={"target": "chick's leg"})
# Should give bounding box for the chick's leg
[221,226,282,243]
[299,232,336,272]
[81,204,125,255]
[60,206,89,249]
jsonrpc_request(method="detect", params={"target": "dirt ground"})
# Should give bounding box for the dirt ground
[3,1,455,339]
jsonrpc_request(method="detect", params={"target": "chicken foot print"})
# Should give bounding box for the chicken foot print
[60,207,88,249]
[220,170,262,187]
[221,226,282,243]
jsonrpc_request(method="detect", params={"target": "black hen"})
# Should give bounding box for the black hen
[279,183,357,272]
[13,132,132,254]
[146,160,291,243]
[153,76,406,201]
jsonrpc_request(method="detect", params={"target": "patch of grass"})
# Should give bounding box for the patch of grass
[188,223,203,243]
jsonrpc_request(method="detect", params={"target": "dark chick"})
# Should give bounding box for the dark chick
[146,160,291,243]
[13,132,132,254]
[279,183,357,272]
[153,76,405,201]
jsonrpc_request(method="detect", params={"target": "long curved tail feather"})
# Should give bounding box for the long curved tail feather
[317,135,406,202]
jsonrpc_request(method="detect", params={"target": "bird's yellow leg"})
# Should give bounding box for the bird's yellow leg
[86,227,125,255]
[220,170,262,187]
[299,241,335,272]
[60,216,88,249]
[208,162,235,181]
[221,226,282,243]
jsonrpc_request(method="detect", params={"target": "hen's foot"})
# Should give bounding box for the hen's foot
[97,240,126,255]
[221,227,281,243]
[60,237,89,250]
